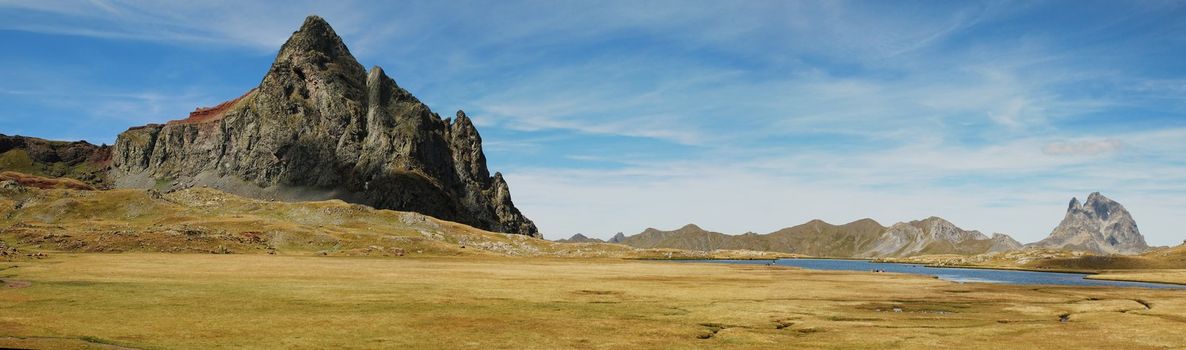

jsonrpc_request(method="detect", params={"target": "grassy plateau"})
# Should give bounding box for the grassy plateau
[2,254,1186,349]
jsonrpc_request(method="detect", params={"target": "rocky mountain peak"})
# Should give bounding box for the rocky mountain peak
[1029,193,1148,255]
[278,16,353,63]
[1081,192,1118,221]
[108,15,538,237]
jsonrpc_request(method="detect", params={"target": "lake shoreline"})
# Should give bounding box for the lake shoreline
[675,258,1186,289]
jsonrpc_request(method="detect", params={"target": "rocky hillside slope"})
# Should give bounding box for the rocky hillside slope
[613,218,1021,258]
[0,134,110,187]
[107,16,536,236]
[1028,193,1149,255]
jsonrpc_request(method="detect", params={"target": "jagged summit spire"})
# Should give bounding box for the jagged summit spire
[299,15,332,33]
[453,110,475,128]
[275,15,356,65]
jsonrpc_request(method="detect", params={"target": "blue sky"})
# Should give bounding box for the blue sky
[2,1,1186,244]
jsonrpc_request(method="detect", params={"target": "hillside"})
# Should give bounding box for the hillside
[0,134,110,187]
[0,172,758,260]
[618,224,772,251]
[889,243,1186,273]
[555,233,605,243]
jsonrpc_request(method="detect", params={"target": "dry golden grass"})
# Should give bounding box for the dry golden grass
[889,246,1186,285]
[1,253,1184,349]
[1088,270,1186,285]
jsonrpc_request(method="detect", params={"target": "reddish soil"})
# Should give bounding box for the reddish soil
[168,88,257,125]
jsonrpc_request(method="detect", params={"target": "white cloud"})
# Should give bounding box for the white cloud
[1042,139,1126,156]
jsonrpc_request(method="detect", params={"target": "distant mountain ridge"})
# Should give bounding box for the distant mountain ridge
[555,233,604,243]
[595,192,1148,257]
[555,232,627,244]
[608,217,1022,258]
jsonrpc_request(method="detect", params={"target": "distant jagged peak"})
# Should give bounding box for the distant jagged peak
[1031,192,1148,255]
[1078,191,1123,220]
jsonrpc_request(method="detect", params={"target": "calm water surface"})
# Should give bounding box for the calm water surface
[686,258,1184,289]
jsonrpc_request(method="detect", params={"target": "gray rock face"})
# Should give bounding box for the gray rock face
[109,16,538,237]
[607,232,627,244]
[862,217,1022,258]
[1029,193,1148,255]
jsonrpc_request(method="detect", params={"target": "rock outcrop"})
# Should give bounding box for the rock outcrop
[1029,193,1148,255]
[613,218,1022,258]
[108,16,538,237]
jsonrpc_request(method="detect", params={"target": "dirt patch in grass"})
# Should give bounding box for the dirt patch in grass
[2,279,31,288]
